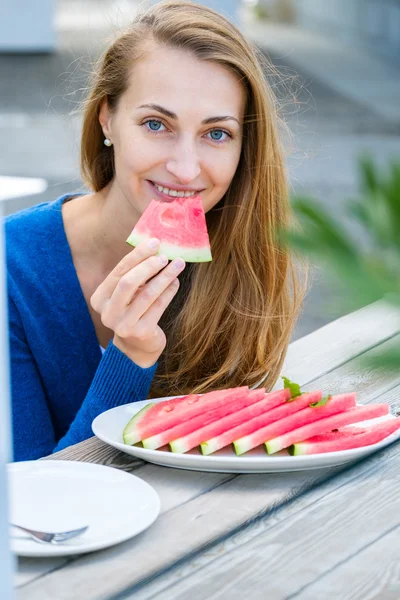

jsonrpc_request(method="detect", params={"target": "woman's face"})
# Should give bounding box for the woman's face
[99,44,246,216]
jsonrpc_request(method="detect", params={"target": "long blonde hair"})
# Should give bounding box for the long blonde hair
[80,0,308,397]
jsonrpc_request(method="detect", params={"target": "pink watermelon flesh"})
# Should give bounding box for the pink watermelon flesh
[289,417,400,455]
[143,388,268,450]
[199,388,296,456]
[123,386,249,445]
[265,402,389,454]
[297,426,369,443]
[126,195,212,262]
[169,388,291,454]
[200,390,323,456]
[234,393,357,455]
[123,394,197,445]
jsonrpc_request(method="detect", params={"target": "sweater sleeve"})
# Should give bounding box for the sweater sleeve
[53,342,157,453]
[9,293,157,461]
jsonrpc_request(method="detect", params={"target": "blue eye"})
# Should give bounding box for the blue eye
[145,119,164,132]
[208,129,231,143]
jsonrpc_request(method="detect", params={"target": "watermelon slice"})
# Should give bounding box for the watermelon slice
[168,388,291,454]
[199,389,317,456]
[234,393,356,456]
[196,390,322,456]
[143,388,269,450]
[289,418,400,455]
[126,195,212,262]
[265,402,389,454]
[123,386,249,445]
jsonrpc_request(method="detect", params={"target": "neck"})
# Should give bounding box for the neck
[64,182,141,277]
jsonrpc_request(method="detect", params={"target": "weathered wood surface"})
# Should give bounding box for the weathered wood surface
[14,301,400,599]
[128,433,400,600]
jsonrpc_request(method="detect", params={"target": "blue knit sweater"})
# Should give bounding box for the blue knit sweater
[6,194,158,462]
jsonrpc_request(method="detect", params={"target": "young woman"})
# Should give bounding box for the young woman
[6,0,306,461]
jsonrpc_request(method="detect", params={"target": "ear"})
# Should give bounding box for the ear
[99,100,112,139]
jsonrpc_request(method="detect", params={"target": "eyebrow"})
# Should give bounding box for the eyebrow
[137,103,241,126]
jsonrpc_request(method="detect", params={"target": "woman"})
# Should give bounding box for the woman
[6,0,306,461]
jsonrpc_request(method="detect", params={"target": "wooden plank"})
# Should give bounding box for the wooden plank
[301,333,400,410]
[292,526,400,600]
[15,557,68,589]
[128,441,400,600]
[15,302,400,595]
[274,300,400,389]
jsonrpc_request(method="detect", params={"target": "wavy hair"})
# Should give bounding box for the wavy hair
[80,0,308,397]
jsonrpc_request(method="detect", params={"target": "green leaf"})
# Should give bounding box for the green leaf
[282,376,302,401]
[282,155,400,376]
[309,395,332,408]
[359,154,379,196]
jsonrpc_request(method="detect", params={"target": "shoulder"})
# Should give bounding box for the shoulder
[5,194,72,289]
[5,195,65,246]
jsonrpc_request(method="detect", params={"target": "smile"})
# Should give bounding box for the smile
[151,181,200,198]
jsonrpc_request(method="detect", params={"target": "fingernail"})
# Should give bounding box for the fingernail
[148,238,160,249]
[172,258,185,270]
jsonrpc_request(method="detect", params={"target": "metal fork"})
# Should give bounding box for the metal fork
[10,523,89,544]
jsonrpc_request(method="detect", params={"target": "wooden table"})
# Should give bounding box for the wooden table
[14,301,400,599]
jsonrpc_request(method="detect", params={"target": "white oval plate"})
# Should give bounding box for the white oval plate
[7,460,160,557]
[92,397,400,474]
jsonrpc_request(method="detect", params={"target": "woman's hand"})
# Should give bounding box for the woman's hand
[90,239,185,368]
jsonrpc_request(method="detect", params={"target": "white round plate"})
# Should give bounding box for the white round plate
[92,397,400,474]
[7,460,160,557]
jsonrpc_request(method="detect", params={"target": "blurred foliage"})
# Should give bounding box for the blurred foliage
[253,4,270,20]
[280,155,400,372]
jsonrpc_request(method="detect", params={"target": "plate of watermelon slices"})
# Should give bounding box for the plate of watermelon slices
[92,384,400,473]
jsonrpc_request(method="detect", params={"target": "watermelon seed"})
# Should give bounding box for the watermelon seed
[164,406,174,412]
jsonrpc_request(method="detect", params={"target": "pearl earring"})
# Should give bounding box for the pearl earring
[104,138,112,147]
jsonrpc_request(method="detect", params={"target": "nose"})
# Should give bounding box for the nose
[165,138,201,185]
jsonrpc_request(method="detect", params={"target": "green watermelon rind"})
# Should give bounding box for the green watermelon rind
[200,439,220,455]
[123,403,155,446]
[126,230,212,263]
[169,438,187,454]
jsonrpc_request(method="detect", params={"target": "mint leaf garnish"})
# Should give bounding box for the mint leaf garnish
[309,395,332,408]
[282,376,302,402]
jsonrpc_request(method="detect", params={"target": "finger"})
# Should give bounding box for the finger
[128,279,180,340]
[122,258,186,323]
[91,238,160,311]
[99,253,170,328]
[92,252,167,317]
